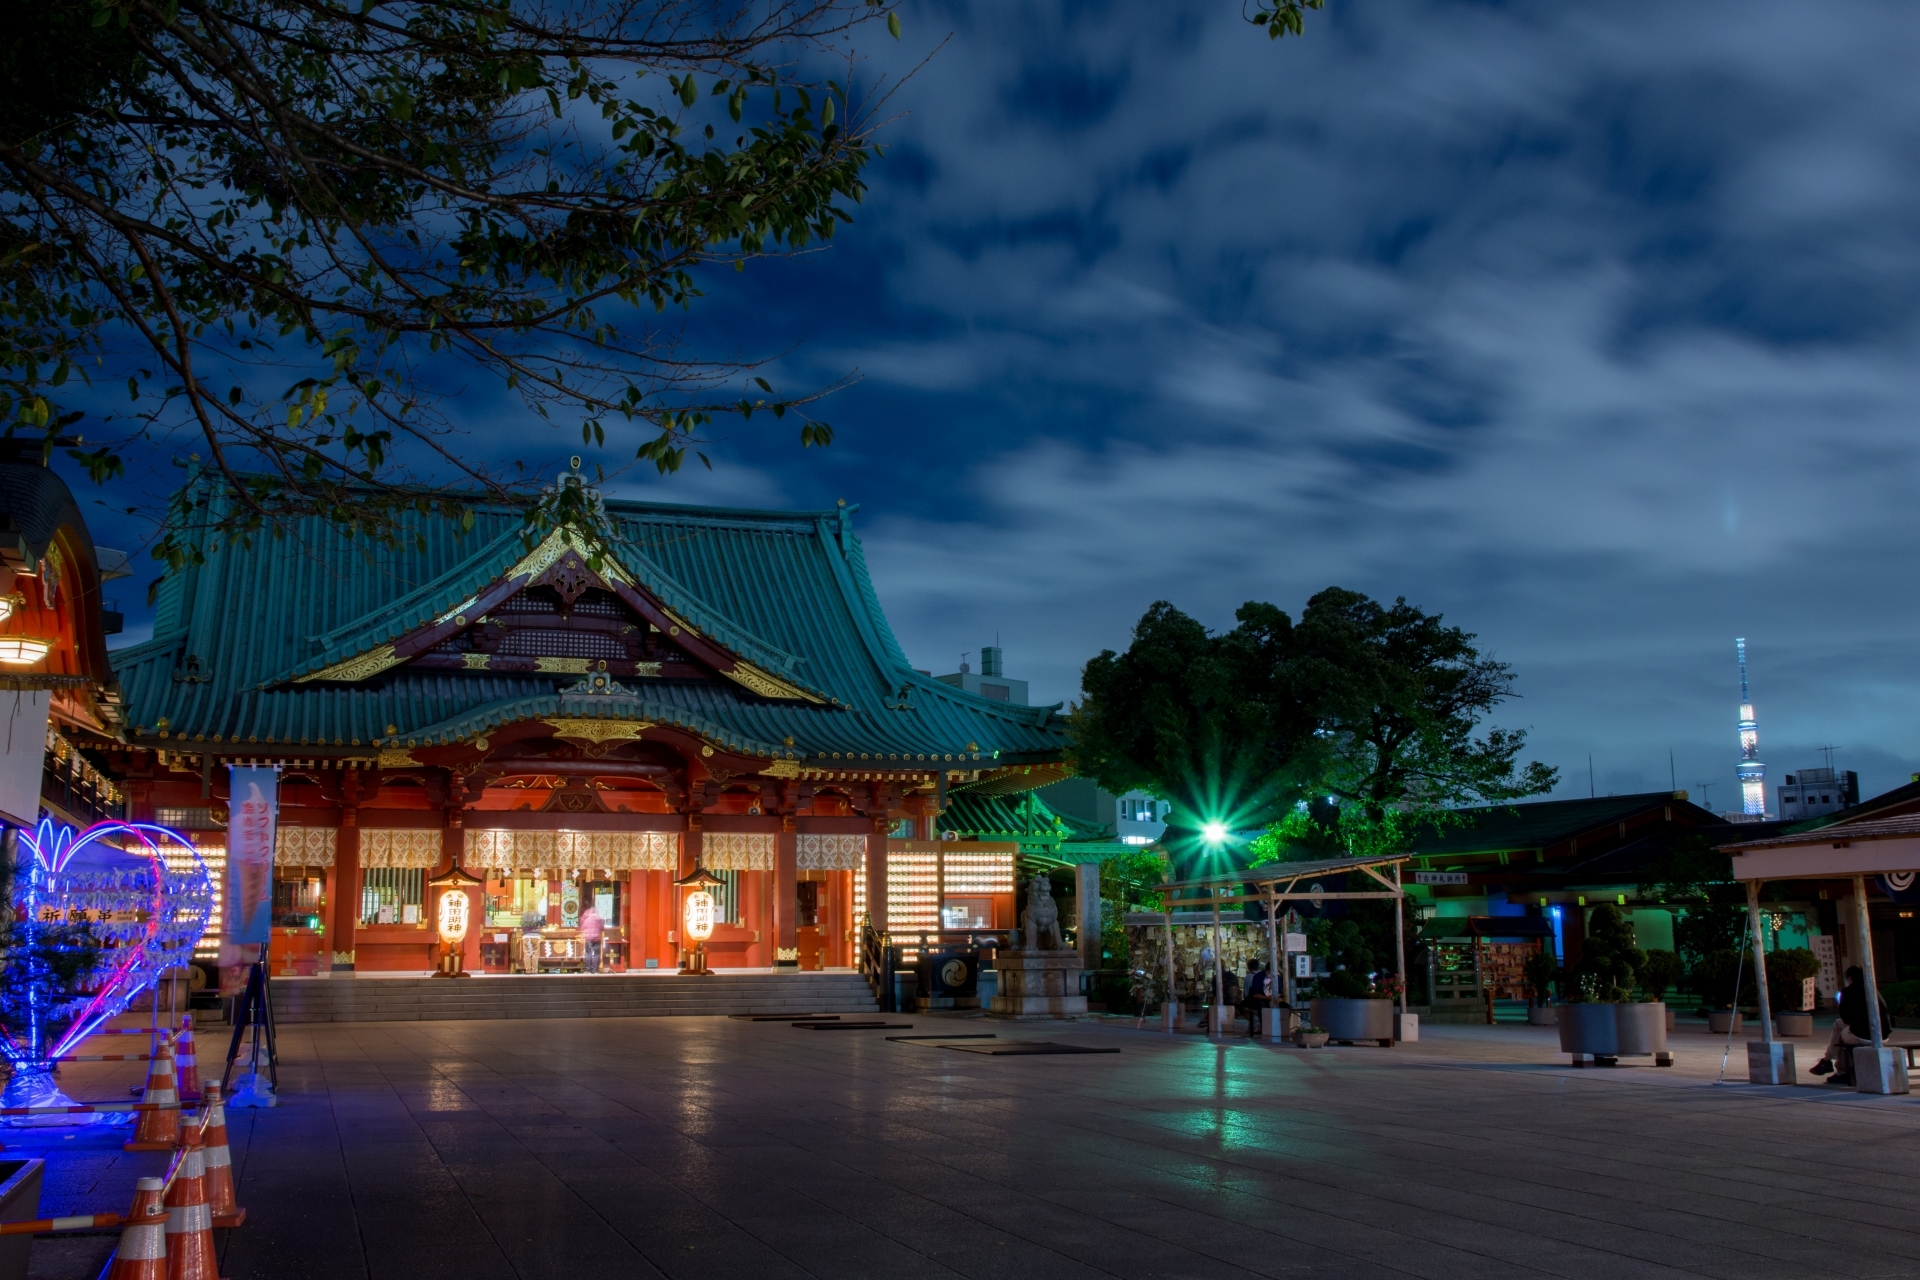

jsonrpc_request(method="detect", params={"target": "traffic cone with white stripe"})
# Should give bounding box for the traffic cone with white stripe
[123,1034,180,1152]
[174,1016,201,1103]
[199,1082,244,1229]
[104,1176,168,1280]
[163,1124,223,1280]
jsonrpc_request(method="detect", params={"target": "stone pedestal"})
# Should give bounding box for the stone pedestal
[1855,1046,1910,1095]
[1747,1040,1795,1085]
[989,950,1087,1019]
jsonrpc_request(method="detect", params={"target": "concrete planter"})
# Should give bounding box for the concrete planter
[1558,1003,1619,1058]
[1295,1029,1331,1048]
[1774,1011,1814,1038]
[1708,1010,1744,1034]
[1557,1002,1674,1065]
[1309,998,1395,1046]
[1527,1005,1558,1026]
[1615,1003,1668,1055]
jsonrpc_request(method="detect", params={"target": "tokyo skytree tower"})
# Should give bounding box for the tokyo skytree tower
[1736,638,1766,816]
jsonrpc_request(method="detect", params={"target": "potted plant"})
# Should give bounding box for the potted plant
[1305,921,1396,1046]
[1766,947,1819,1037]
[1523,948,1559,1026]
[1557,904,1669,1065]
[1693,948,1750,1032]
[1641,949,1682,1030]
[1294,1022,1330,1048]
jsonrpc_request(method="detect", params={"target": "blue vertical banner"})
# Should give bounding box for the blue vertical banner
[226,766,279,946]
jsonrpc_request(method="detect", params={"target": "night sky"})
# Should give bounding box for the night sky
[91,1,1920,810]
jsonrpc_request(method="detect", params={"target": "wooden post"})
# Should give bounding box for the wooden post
[1209,888,1224,1036]
[1163,877,1177,1033]
[1747,881,1774,1044]
[1851,875,1885,1049]
[1393,861,1407,1019]
[1263,882,1280,1036]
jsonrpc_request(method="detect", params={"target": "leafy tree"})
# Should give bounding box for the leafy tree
[0,0,894,567]
[1766,947,1819,1013]
[1576,903,1645,1003]
[1289,588,1557,856]
[1073,600,1323,877]
[1523,947,1558,1005]
[1637,834,1745,968]
[1639,948,1682,1003]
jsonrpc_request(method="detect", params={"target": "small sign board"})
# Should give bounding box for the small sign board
[1294,954,1312,979]
[1414,871,1469,886]
[1284,931,1308,953]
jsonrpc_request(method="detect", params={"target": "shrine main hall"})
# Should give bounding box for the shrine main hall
[101,474,1066,982]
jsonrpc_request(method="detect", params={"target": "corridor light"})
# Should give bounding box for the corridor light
[1201,822,1230,845]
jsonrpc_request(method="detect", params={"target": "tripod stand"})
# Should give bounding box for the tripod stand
[222,946,279,1105]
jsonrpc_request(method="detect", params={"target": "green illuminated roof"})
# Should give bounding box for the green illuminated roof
[111,479,1067,765]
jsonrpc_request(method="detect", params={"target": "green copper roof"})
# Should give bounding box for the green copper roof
[112,480,1066,764]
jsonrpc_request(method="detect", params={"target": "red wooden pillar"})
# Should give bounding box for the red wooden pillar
[865,819,889,935]
[625,869,643,969]
[775,825,798,968]
[331,807,361,971]
[678,823,702,964]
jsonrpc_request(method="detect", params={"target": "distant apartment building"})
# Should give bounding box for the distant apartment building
[1777,767,1859,821]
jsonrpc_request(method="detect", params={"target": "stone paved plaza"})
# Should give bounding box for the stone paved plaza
[13,1016,1920,1279]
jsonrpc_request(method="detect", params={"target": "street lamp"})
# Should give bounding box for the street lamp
[674,866,724,975]
[1201,822,1230,845]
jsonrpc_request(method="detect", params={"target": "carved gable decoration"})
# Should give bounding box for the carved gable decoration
[296,526,823,702]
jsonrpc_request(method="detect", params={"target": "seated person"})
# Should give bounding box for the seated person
[1810,966,1891,1085]
[1244,960,1272,1035]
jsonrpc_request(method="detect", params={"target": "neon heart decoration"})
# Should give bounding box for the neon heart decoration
[1,819,213,1079]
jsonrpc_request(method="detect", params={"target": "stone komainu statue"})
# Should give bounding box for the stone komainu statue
[1021,874,1066,952]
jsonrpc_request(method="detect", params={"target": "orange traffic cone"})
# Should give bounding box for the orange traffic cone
[124,1034,180,1152]
[163,1124,223,1280]
[174,1016,201,1103]
[199,1082,244,1228]
[104,1176,168,1280]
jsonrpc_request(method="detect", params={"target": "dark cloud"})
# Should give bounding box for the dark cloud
[96,0,1920,809]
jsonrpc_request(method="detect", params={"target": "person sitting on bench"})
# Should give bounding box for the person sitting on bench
[1810,966,1890,1085]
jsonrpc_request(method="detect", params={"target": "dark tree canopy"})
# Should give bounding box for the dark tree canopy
[1072,600,1324,873]
[1072,588,1556,872]
[0,0,892,567]
[1291,587,1558,854]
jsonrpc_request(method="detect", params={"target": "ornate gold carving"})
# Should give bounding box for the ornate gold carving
[534,656,591,674]
[461,653,491,670]
[632,661,662,678]
[763,759,802,778]
[506,526,636,588]
[663,609,699,639]
[435,596,478,625]
[546,718,652,745]
[724,660,824,703]
[700,745,714,757]
[378,748,419,768]
[297,644,400,683]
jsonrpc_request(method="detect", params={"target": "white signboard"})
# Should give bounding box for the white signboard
[1415,871,1469,886]
[1284,931,1308,953]
[0,689,50,827]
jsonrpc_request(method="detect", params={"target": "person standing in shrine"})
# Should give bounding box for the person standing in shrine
[580,900,605,974]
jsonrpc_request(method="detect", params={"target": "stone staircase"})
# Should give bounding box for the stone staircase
[270,971,879,1024]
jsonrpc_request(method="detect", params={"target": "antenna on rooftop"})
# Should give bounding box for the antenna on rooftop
[1817,743,1839,773]
[1695,781,1715,811]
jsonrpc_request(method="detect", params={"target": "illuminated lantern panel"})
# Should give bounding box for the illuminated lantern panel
[684,890,716,941]
[0,636,52,665]
[887,853,940,937]
[437,890,471,944]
